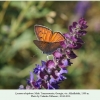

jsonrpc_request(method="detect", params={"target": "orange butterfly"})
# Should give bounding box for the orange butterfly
[33,25,65,54]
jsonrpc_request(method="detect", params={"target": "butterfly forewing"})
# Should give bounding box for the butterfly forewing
[34,25,53,42]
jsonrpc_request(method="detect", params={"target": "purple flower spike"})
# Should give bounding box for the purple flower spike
[79,18,88,29]
[51,83,59,89]
[73,22,78,28]
[19,18,88,89]
[41,61,46,71]
[76,38,84,44]
[33,64,41,74]
[30,72,34,83]
[46,60,55,69]
[26,85,31,89]
[19,85,24,89]
[39,71,46,79]
[66,49,77,59]
[78,30,87,36]
[69,42,82,49]
[51,70,58,79]
[60,41,67,48]
[44,75,48,80]
[47,82,55,89]
[53,51,62,59]
[58,58,69,68]
[35,79,42,89]
[69,26,73,32]
[49,75,56,84]
[75,1,90,18]
[63,33,70,38]
[42,81,48,89]
[56,74,67,82]
[59,68,68,74]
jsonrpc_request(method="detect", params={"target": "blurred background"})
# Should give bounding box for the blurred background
[0,1,100,89]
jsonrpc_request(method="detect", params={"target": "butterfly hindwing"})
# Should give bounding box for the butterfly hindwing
[49,42,61,53]
[33,40,61,54]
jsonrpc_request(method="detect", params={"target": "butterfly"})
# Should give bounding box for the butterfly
[33,25,65,54]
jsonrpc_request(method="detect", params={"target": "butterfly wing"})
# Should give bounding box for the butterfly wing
[34,25,53,42]
[33,40,61,54]
[51,32,65,42]
[34,25,65,54]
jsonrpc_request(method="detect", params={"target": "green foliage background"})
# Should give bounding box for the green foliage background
[0,1,100,89]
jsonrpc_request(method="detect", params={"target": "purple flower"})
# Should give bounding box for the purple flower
[19,18,88,89]
[79,18,88,29]
[53,51,62,59]
[59,68,68,74]
[58,58,69,68]
[47,82,55,89]
[75,1,90,18]
[26,85,31,89]
[56,75,67,82]
[33,64,41,74]
[46,60,56,69]
[19,85,24,89]
[41,61,46,71]
[35,79,42,89]
[30,72,34,83]
[49,75,56,84]
[66,49,77,59]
